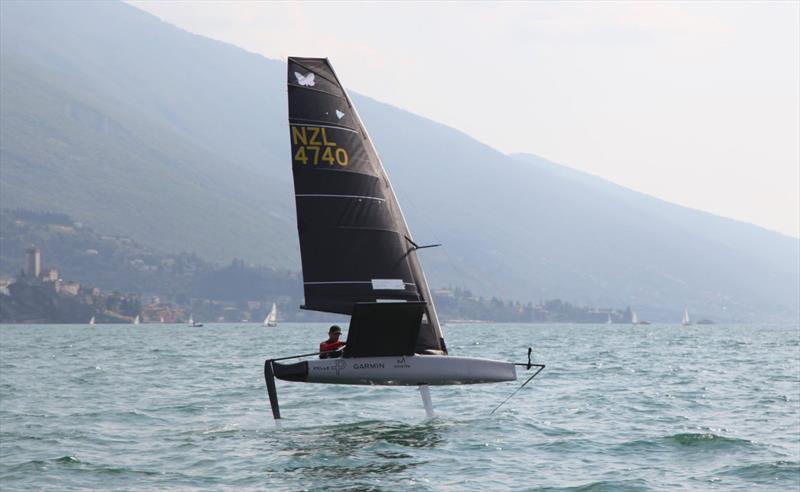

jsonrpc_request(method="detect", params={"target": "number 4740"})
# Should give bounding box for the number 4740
[294,145,349,167]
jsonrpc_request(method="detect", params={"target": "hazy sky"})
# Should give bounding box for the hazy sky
[129,1,799,237]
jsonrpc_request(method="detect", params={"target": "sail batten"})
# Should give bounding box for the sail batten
[287,56,446,354]
[296,194,386,202]
[303,280,417,284]
[289,121,357,132]
[287,85,346,96]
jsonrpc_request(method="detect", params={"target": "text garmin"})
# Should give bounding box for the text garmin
[352,362,385,370]
[291,126,349,166]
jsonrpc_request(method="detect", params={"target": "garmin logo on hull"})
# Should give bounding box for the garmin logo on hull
[353,362,385,370]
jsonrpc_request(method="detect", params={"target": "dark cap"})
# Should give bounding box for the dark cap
[329,325,342,334]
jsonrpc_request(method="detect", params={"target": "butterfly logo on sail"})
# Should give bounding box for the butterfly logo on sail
[294,72,316,87]
[335,110,345,120]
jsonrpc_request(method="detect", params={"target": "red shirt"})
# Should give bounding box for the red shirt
[320,340,345,353]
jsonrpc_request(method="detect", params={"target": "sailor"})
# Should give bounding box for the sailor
[319,325,345,358]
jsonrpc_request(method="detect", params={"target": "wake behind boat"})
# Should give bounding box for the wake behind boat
[263,57,543,419]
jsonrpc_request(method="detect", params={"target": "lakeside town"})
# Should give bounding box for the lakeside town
[0,246,644,325]
[0,247,287,324]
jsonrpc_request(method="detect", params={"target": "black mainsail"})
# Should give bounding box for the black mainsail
[287,57,446,355]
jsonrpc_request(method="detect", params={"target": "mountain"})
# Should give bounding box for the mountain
[1,1,797,322]
[0,0,294,265]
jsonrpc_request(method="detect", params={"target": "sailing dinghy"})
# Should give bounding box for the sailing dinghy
[681,308,691,326]
[264,57,543,419]
[264,303,278,327]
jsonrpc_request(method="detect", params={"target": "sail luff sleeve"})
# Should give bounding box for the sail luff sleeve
[286,57,444,353]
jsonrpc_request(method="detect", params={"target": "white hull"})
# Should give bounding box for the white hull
[274,355,517,386]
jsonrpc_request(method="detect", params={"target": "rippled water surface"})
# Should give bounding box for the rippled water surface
[1,323,798,491]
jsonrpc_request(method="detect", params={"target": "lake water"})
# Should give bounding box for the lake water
[0,323,798,491]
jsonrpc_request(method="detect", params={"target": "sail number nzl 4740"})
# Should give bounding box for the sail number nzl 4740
[291,126,349,167]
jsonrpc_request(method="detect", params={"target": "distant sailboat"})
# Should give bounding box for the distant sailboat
[89,316,95,325]
[681,308,691,326]
[263,57,544,420]
[188,314,203,327]
[631,311,638,325]
[606,313,612,325]
[264,303,278,327]
[133,315,140,325]
[160,316,165,324]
